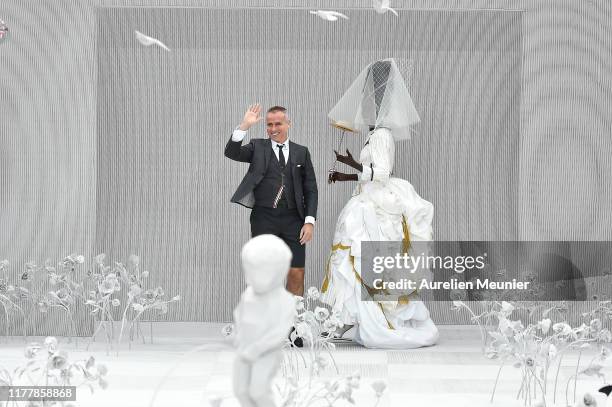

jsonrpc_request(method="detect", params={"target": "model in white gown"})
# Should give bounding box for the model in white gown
[320,58,439,349]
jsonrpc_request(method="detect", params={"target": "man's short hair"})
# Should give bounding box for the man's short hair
[266,105,290,121]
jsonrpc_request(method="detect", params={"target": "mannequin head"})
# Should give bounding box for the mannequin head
[241,234,292,294]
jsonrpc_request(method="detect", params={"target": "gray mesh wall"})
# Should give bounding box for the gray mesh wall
[1,1,611,331]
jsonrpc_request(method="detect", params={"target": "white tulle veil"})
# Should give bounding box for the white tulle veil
[328,58,420,141]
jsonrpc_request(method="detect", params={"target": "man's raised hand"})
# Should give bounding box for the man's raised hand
[239,104,263,131]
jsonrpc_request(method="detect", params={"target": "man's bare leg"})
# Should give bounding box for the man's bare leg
[287,267,304,296]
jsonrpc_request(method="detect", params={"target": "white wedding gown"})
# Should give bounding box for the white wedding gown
[320,127,439,349]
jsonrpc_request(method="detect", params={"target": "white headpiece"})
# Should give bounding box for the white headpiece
[328,58,420,141]
[240,234,292,294]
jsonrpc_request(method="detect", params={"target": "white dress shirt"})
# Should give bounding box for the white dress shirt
[232,128,315,225]
[270,138,289,163]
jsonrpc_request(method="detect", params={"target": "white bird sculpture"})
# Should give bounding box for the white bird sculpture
[373,0,399,16]
[0,19,9,44]
[309,10,349,21]
[134,30,171,52]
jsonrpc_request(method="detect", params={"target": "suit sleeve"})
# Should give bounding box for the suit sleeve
[224,135,254,163]
[303,148,318,219]
[359,128,394,183]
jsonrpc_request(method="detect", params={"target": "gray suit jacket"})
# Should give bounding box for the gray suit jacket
[224,136,318,220]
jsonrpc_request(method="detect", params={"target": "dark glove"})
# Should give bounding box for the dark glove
[334,149,363,172]
[328,171,358,184]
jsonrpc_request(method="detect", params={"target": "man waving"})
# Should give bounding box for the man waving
[225,104,318,300]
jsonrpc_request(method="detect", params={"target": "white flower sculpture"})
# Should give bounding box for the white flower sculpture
[276,287,386,407]
[453,300,612,407]
[0,254,181,354]
[1,255,88,341]
[0,337,109,396]
[88,254,181,354]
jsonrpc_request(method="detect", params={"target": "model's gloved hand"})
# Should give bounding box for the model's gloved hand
[328,171,358,183]
[334,149,363,172]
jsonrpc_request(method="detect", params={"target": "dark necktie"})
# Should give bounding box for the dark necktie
[273,144,286,208]
[277,144,286,167]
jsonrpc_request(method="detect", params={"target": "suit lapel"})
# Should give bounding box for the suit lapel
[289,141,300,179]
[289,141,299,163]
[288,141,296,164]
[263,138,272,170]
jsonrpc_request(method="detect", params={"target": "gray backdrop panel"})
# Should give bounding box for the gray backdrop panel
[0,1,610,329]
[95,7,520,322]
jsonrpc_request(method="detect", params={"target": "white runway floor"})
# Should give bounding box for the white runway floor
[1,324,609,407]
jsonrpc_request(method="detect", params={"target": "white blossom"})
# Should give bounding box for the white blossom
[538,318,551,334]
[314,307,330,321]
[500,301,515,315]
[307,287,320,300]
[371,380,387,396]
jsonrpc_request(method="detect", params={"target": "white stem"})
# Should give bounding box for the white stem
[490,360,505,402]
[553,352,564,403]
[573,350,582,404]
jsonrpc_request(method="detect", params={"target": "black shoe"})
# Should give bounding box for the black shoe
[321,329,353,343]
[292,336,304,348]
[289,327,304,348]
